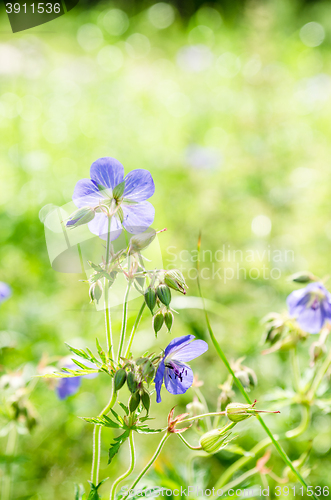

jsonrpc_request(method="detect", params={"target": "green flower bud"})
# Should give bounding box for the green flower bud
[129,391,141,413]
[288,271,317,284]
[164,310,174,331]
[141,359,155,384]
[66,207,95,228]
[225,402,254,422]
[114,369,127,391]
[164,270,187,294]
[153,311,164,336]
[127,371,138,393]
[112,181,125,200]
[144,287,157,313]
[156,284,171,306]
[141,390,150,413]
[129,229,156,254]
[89,281,103,304]
[199,423,235,453]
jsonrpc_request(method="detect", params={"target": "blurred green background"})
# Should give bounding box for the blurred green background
[2,0,331,498]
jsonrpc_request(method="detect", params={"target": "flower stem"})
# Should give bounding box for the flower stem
[121,433,170,500]
[1,424,17,500]
[196,234,318,500]
[308,346,331,399]
[216,467,258,498]
[117,281,132,363]
[124,301,146,358]
[177,433,202,450]
[194,387,212,430]
[290,347,301,393]
[110,431,135,500]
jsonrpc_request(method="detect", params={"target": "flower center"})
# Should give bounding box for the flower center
[164,360,188,382]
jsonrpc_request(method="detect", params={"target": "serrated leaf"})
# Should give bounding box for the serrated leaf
[118,402,129,416]
[80,416,120,428]
[65,343,90,361]
[72,359,93,371]
[96,338,107,364]
[37,368,99,379]
[109,409,124,425]
[108,430,130,465]
[85,348,99,364]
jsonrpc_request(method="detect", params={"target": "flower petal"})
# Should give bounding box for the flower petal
[0,282,11,303]
[122,201,155,234]
[154,360,165,403]
[296,306,325,334]
[72,179,103,208]
[164,335,195,358]
[56,376,81,400]
[124,169,155,202]
[88,213,122,241]
[172,339,208,362]
[164,361,193,395]
[90,157,124,190]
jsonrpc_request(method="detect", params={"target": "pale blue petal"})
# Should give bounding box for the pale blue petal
[154,360,165,403]
[172,339,208,362]
[0,282,11,303]
[90,157,124,190]
[164,335,195,357]
[122,201,155,234]
[164,361,193,395]
[72,179,103,208]
[124,169,155,202]
[56,376,81,400]
[88,213,122,241]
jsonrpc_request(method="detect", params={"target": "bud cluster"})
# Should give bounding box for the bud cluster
[261,312,308,355]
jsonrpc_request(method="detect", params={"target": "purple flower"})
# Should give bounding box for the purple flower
[287,282,331,334]
[69,157,155,240]
[56,359,98,400]
[0,282,11,304]
[154,335,208,403]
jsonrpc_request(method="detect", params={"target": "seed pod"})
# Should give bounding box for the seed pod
[114,369,127,391]
[153,311,164,336]
[199,425,234,454]
[164,270,187,294]
[164,310,174,331]
[156,284,171,307]
[66,207,95,228]
[226,402,254,422]
[89,281,103,304]
[129,229,156,254]
[144,287,156,313]
[129,391,141,413]
[127,371,138,393]
[141,390,150,413]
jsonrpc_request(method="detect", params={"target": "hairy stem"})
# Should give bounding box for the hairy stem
[196,235,317,500]
[110,431,135,500]
[177,433,203,450]
[117,281,132,363]
[124,301,146,358]
[122,433,170,500]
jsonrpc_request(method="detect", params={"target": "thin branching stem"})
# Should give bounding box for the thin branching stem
[110,431,135,500]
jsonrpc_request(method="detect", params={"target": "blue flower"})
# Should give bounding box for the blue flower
[69,157,155,240]
[154,335,208,403]
[56,359,98,400]
[287,282,331,334]
[0,282,11,304]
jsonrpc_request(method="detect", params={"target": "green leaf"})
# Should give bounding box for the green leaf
[37,368,99,379]
[109,409,124,425]
[87,479,108,500]
[118,402,129,416]
[135,426,163,434]
[74,483,85,500]
[80,416,121,428]
[85,348,99,364]
[96,338,107,364]
[108,430,129,465]
[72,358,94,371]
[65,343,90,361]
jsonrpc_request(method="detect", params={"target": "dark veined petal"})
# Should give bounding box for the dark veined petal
[164,335,195,357]
[154,360,165,403]
[56,376,81,400]
[164,361,193,396]
[124,169,155,202]
[122,201,155,234]
[72,179,103,208]
[87,213,122,241]
[90,157,124,190]
[172,339,208,362]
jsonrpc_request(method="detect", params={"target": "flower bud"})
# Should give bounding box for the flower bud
[156,284,171,307]
[199,423,235,453]
[144,287,156,313]
[129,391,140,413]
[89,281,103,304]
[164,310,174,331]
[164,270,187,294]
[129,229,156,254]
[141,390,150,413]
[114,369,127,391]
[153,311,164,336]
[127,371,138,393]
[226,402,253,422]
[66,207,95,228]
[288,271,317,284]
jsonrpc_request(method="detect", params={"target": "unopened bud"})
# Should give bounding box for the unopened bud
[199,423,235,453]
[226,401,280,422]
[153,311,164,336]
[129,391,140,413]
[144,287,156,313]
[66,207,95,228]
[164,310,174,331]
[114,369,127,391]
[129,229,156,254]
[157,284,171,306]
[288,271,317,284]
[164,270,187,294]
[141,390,150,413]
[127,371,138,393]
[89,281,103,304]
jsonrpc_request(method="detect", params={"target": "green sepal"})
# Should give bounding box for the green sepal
[114,369,127,391]
[156,284,171,306]
[112,180,125,200]
[129,392,141,413]
[141,391,150,414]
[127,371,138,393]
